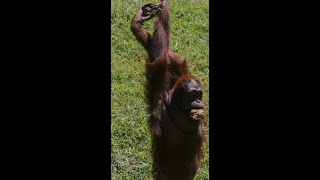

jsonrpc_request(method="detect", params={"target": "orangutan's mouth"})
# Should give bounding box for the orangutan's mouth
[190,109,205,121]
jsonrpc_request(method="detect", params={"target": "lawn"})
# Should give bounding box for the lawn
[111,0,209,179]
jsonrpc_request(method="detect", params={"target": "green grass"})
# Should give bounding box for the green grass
[111,0,209,179]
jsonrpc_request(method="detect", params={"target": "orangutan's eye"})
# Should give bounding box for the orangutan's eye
[189,91,197,98]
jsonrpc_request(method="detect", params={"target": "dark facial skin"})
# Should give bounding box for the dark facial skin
[168,78,205,133]
[183,79,205,112]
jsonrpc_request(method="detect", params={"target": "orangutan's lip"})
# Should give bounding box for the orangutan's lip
[188,107,203,112]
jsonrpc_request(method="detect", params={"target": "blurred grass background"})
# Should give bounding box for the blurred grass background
[111,0,209,179]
